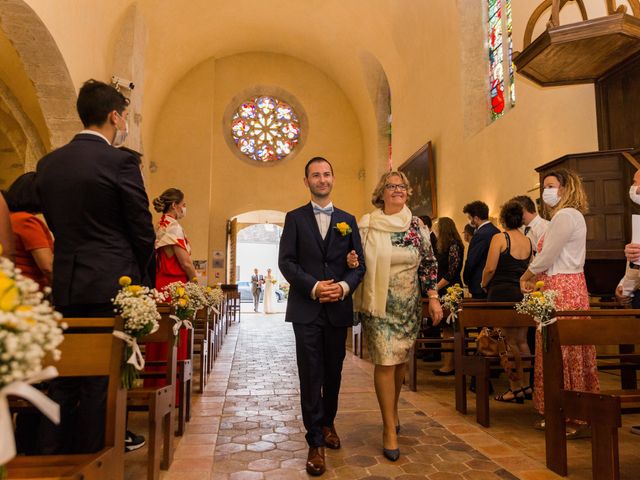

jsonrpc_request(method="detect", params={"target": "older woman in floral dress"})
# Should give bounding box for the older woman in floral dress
[351,171,442,461]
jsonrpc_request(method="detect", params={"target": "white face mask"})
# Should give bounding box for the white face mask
[542,187,560,207]
[181,206,187,218]
[113,114,129,147]
[630,185,640,205]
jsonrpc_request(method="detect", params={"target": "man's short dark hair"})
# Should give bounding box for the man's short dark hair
[4,172,40,213]
[77,79,129,128]
[462,200,489,220]
[304,156,334,178]
[418,215,433,229]
[511,195,536,214]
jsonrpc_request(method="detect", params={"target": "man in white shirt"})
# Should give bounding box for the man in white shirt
[512,195,549,253]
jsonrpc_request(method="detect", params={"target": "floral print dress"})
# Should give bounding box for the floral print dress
[361,217,438,365]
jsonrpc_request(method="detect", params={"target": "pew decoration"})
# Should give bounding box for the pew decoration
[112,276,166,389]
[515,281,558,351]
[441,283,464,330]
[0,244,66,471]
[163,281,207,336]
[203,285,224,314]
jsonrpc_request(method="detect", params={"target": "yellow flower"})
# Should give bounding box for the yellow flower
[535,281,545,290]
[206,286,212,293]
[0,272,19,312]
[446,287,453,294]
[127,285,142,295]
[334,222,352,236]
[176,286,186,297]
[177,297,188,308]
[454,283,460,288]
[119,276,132,287]
[532,291,542,298]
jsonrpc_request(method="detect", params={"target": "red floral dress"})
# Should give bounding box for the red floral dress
[533,236,599,415]
[144,215,191,397]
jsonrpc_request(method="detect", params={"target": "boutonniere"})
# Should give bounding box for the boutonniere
[334,222,352,236]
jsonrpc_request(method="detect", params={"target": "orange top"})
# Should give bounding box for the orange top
[10,212,54,289]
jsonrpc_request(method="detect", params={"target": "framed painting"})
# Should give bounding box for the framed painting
[398,141,437,218]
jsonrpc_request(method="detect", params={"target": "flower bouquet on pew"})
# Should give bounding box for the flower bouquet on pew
[515,281,558,351]
[203,285,224,314]
[441,283,464,331]
[0,244,66,473]
[163,281,207,337]
[112,276,166,389]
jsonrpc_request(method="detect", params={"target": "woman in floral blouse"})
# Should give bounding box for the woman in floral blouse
[352,171,442,462]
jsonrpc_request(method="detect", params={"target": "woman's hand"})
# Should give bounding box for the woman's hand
[428,297,443,326]
[346,250,359,269]
[615,285,632,307]
[625,243,640,263]
[520,277,534,294]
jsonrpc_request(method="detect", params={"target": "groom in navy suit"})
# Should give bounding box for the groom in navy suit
[279,157,365,476]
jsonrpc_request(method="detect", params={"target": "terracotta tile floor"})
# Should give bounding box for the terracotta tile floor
[125,311,640,479]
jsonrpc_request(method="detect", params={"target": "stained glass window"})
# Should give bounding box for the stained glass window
[488,0,515,121]
[231,96,300,162]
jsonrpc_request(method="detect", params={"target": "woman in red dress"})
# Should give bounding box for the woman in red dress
[145,188,196,391]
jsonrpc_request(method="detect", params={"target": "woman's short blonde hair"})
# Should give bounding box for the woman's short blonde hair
[371,171,413,209]
[543,168,589,216]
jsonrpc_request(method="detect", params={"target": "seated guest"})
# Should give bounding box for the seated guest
[353,171,443,461]
[419,215,438,255]
[481,201,532,402]
[462,223,475,244]
[4,172,54,289]
[462,201,499,298]
[0,192,15,260]
[432,217,464,376]
[519,168,599,438]
[511,195,549,254]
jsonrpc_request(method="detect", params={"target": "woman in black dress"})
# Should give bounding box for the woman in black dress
[481,201,532,402]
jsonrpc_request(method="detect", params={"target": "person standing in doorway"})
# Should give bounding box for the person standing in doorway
[279,156,365,476]
[251,268,264,312]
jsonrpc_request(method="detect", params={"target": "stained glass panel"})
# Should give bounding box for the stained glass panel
[231,96,300,162]
[488,0,505,120]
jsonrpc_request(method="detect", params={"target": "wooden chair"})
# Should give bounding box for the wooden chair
[127,305,176,480]
[543,309,640,479]
[7,317,126,480]
[455,301,536,427]
[193,308,210,392]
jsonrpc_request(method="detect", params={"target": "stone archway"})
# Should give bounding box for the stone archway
[0,0,80,151]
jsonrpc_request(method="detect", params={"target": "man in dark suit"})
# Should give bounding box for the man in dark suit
[36,79,155,454]
[279,157,365,476]
[462,200,500,299]
[250,268,264,312]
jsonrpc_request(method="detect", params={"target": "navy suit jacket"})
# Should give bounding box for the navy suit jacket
[36,134,155,307]
[279,203,365,326]
[462,222,500,297]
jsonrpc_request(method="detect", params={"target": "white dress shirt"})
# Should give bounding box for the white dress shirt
[528,208,586,276]
[79,129,111,145]
[310,201,350,300]
[525,214,550,253]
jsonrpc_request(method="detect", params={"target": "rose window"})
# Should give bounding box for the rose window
[231,96,301,163]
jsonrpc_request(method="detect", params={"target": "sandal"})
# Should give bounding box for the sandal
[494,388,524,404]
[522,385,533,400]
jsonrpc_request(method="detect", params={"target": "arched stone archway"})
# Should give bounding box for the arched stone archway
[0,0,80,151]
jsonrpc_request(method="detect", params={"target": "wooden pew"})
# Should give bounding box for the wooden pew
[7,317,126,480]
[193,308,210,392]
[543,309,640,479]
[455,302,536,427]
[128,305,176,480]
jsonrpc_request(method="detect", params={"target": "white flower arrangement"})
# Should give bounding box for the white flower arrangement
[112,276,166,389]
[0,245,65,469]
[163,281,207,320]
[515,281,558,351]
[203,285,224,313]
[441,283,464,330]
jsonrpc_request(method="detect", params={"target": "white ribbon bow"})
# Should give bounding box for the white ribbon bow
[211,306,220,315]
[112,330,145,371]
[0,366,60,465]
[170,315,193,336]
[536,316,557,331]
[446,308,461,325]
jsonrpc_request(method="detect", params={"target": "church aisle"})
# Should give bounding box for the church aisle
[209,314,534,480]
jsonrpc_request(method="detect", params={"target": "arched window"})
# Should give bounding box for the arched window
[488,0,515,121]
[230,96,301,163]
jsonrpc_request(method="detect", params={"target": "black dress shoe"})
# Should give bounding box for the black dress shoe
[432,368,455,376]
[383,447,400,461]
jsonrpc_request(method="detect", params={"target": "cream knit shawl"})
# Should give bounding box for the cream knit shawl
[354,205,412,317]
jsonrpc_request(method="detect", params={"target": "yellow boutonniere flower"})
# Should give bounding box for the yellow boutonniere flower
[119,276,132,287]
[535,281,545,290]
[334,222,352,237]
